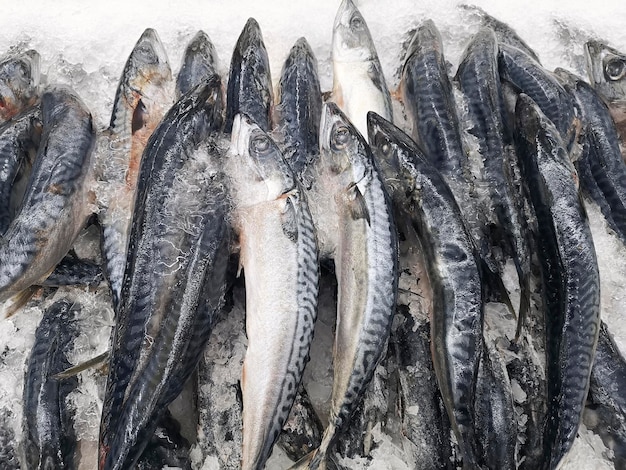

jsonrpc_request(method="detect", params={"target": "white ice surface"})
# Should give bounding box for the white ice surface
[2,1,626,469]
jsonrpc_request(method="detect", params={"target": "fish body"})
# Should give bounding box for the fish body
[367,112,483,468]
[0,86,95,304]
[225,113,319,470]
[97,28,173,313]
[225,18,273,132]
[0,50,40,124]
[176,30,220,99]
[514,94,601,470]
[22,299,79,470]
[99,78,226,470]
[275,37,322,184]
[331,0,392,140]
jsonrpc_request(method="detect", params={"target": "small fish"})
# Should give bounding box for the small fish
[176,30,220,99]
[0,50,40,124]
[22,299,80,470]
[367,112,483,469]
[275,37,322,184]
[0,86,95,306]
[331,0,392,140]
[97,28,173,313]
[225,18,273,132]
[514,94,601,470]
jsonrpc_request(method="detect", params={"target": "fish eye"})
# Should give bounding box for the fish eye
[381,141,391,156]
[605,58,626,81]
[350,15,364,31]
[250,134,272,156]
[331,124,350,150]
[137,45,158,64]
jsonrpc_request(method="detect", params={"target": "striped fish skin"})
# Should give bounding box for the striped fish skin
[400,20,467,186]
[367,112,483,469]
[456,28,531,332]
[0,50,40,124]
[498,44,576,148]
[98,28,173,313]
[99,78,224,470]
[514,94,601,470]
[556,68,626,245]
[275,37,322,184]
[0,107,42,235]
[22,299,79,470]
[331,0,392,140]
[585,321,626,467]
[0,86,95,304]
[225,113,319,470]
[176,30,220,99]
[293,103,397,470]
[225,18,273,133]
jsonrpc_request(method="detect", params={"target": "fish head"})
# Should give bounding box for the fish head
[281,37,319,83]
[320,102,370,190]
[404,19,443,63]
[332,0,376,63]
[585,40,626,103]
[0,50,41,121]
[124,28,172,95]
[229,113,295,205]
[176,30,219,98]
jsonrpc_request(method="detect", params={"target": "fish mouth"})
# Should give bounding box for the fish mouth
[231,113,254,158]
[132,28,172,82]
[319,103,339,153]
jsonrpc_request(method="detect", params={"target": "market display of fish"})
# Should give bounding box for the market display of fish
[2,4,626,470]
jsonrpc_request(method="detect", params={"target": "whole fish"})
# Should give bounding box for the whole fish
[293,103,397,470]
[99,78,226,470]
[585,40,626,161]
[367,112,483,469]
[275,37,322,185]
[331,0,392,140]
[225,113,319,470]
[22,299,79,470]
[0,86,95,306]
[514,94,601,470]
[0,107,42,234]
[176,30,220,99]
[225,18,273,132]
[97,28,173,313]
[555,68,626,245]
[0,50,40,124]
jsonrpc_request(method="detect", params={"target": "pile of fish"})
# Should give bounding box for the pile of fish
[2,0,626,469]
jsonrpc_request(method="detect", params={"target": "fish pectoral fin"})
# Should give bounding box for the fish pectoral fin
[2,286,40,318]
[288,450,317,470]
[347,183,371,226]
[131,99,148,134]
[52,350,110,380]
[281,195,299,242]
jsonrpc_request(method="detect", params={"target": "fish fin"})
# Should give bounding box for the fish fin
[282,195,298,242]
[321,91,333,102]
[347,183,370,225]
[131,99,148,134]
[288,450,317,470]
[2,286,39,318]
[52,350,110,379]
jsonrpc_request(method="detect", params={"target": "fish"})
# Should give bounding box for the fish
[96,28,173,313]
[456,28,531,334]
[555,68,626,245]
[514,94,601,470]
[367,111,483,468]
[0,50,40,124]
[225,18,273,133]
[0,107,42,235]
[135,411,192,470]
[293,103,397,470]
[0,85,95,307]
[176,30,220,99]
[331,0,392,140]
[275,37,322,185]
[225,113,319,469]
[99,77,226,470]
[22,299,80,470]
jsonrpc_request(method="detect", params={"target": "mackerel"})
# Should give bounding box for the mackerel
[225,18,273,132]
[225,113,319,469]
[0,50,40,124]
[176,30,220,99]
[293,103,397,470]
[367,112,483,468]
[99,78,226,470]
[275,37,322,184]
[96,28,173,313]
[22,299,79,470]
[331,0,392,140]
[0,86,95,305]
[514,94,601,470]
